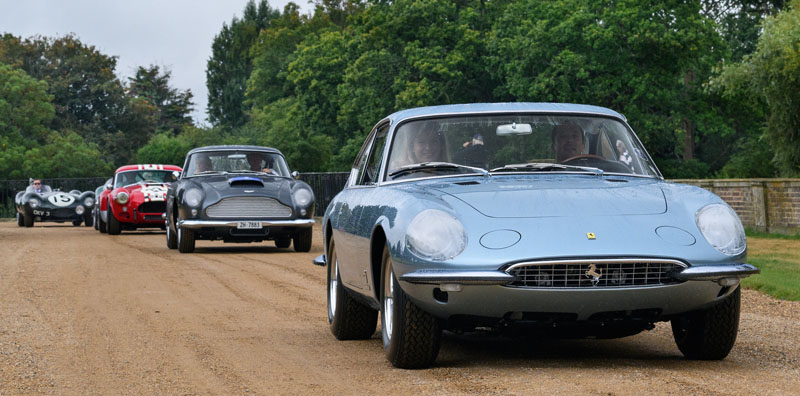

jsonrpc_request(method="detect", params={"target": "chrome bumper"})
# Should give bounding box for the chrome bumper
[399,263,760,285]
[674,263,760,281]
[177,218,315,229]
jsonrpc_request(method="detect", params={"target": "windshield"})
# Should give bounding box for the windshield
[385,114,659,180]
[185,151,290,177]
[114,170,177,188]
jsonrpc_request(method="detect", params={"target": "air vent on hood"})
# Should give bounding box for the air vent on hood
[229,176,264,187]
[455,181,480,185]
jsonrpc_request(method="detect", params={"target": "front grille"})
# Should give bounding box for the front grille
[138,201,166,214]
[506,259,686,288]
[205,197,292,218]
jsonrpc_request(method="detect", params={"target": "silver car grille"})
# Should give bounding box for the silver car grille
[205,197,292,218]
[505,259,687,288]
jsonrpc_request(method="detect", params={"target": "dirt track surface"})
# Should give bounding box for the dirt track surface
[1,222,799,396]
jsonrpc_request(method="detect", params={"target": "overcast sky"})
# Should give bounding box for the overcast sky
[0,0,311,126]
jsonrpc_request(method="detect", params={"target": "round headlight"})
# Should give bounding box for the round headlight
[696,203,746,256]
[75,205,85,215]
[184,188,203,207]
[293,188,313,207]
[406,209,467,261]
[84,197,95,207]
[116,191,129,204]
[28,198,40,209]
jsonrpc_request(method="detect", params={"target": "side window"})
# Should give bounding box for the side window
[362,123,390,185]
[351,129,376,187]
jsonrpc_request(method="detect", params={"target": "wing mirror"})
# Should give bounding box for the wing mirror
[496,122,532,136]
[172,170,181,181]
[291,171,300,180]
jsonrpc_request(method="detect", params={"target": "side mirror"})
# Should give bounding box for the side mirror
[291,171,300,180]
[105,183,112,190]
[496,122,532,136]
[173,170,181,180]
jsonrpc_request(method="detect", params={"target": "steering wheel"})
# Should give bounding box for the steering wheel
[562,154,605,163]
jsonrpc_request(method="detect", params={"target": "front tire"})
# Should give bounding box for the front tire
[293,228,312,252]
[671,286,741,360]
[107,207,121,235]
[72,219,82,226]
[381,245,441,369]
[24,212,34,227]
[327,239,378,340]
[166,221,177,249]
[84,213,93,227]
[17,212,24,227]
[177,223,195,253]
[98,207,107,233]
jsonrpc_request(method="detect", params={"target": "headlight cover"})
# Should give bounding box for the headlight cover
[406,209,467,261]
[84,197,95,207]
[184,188,203,207]
[28,198,40,208]
[293,188,313,207]
[696,203,746,256]
[116,191,129,204]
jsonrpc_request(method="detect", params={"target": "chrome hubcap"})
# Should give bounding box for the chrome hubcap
[329,257,338,317]
[383,261,394,341]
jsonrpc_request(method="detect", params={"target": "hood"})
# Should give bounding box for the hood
[124,182,170,202]
[429,175,667,218]
[198,174,291,194]
[190,174,294,203]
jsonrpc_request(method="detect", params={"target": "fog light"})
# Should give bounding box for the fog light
[718,277,740,287]
[440,283,462,292]
[75,205,85,215]
[300,209,307,216]
[122,206,127,212]
[191,209,198,216]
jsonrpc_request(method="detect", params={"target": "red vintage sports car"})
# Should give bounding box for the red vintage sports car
[99,164,182,234]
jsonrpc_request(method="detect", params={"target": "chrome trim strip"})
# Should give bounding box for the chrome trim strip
[178,219,315,229]
[505,258,688,272]
[399,270,516,285]
[675,263,760,281]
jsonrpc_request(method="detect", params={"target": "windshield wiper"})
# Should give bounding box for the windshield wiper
[193,170,226,176]
[389,162,488,178]
[490,163,604,176]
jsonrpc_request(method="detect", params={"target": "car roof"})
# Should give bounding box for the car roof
[384,103,626,123]
[115,164,183,173]
[186,145,283,156]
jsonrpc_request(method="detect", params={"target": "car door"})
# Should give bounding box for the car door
[333,122,390,292]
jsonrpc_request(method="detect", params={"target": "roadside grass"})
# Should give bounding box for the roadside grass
[743,233,800,301]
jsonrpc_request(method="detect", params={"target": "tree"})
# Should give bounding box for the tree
[128,65,194,135]
[713,0,800,176]
[0,62,54,146]
[206,0,280,127]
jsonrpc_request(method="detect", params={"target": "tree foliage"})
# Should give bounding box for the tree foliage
[128,65,194,135]
[206,0,280,127]
[713,0,800,176]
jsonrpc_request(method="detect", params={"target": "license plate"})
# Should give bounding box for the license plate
[33,210,49,216]
[237,221,262,229]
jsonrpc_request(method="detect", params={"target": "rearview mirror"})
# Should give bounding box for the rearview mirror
[496,123,532,136]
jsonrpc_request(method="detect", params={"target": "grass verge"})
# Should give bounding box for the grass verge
[742,234,800,301]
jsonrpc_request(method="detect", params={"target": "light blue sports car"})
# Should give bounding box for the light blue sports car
[313,103,759,369]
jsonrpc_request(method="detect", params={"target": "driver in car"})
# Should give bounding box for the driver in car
[551,121,586,163]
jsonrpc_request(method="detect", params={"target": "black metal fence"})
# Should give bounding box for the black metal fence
[1,173,350,218]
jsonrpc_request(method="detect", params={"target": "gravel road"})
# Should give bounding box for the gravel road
[1,222,798,395]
